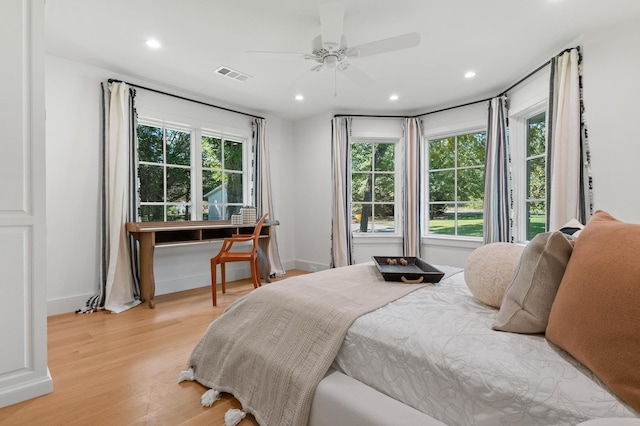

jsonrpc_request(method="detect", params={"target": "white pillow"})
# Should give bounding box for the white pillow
[464,243,525,308]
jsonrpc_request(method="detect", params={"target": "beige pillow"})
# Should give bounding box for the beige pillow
[546,210,640,412]
[492,231,575,334]
[464,243,525,308]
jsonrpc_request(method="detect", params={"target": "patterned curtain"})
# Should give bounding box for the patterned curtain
[483,96,512,244]
[403,117,422,257]
[83,82,141,313]
[331,117,353,268]
[546,48,593,229]
[253,118,285,277]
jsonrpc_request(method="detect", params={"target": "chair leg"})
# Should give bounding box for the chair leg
[251,259,261,289]
[221,263,226,294]
[210,259,217,306]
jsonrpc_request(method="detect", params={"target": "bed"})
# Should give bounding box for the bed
[180,212,640,426]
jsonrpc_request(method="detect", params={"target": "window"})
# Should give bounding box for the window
[136,120,249,222]
[426,131,486,237]
[137,124,192,221]
[201,135,245,221]
[350,140,397,234]
[524,112,547,240]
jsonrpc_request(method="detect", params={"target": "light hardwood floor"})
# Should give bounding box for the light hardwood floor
[0,271,308,426]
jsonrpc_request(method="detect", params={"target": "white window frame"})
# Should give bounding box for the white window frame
[350,137,403,238]
[422,126,487,241]
[510,101,548,243]
[136,116,250,222]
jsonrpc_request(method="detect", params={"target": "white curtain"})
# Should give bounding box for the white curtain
[253,118,285,277]
[331,117,353,268]
[547,48,592,229]
[483,96,512,243]
[403,117,422,257]
[103,82,141,313]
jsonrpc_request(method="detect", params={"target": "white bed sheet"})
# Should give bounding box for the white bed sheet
[332,266,639,426]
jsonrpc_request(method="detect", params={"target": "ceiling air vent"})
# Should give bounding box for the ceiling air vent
[215,66,251,82]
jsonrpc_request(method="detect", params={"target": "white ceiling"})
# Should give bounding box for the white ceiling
[45,0,640,121]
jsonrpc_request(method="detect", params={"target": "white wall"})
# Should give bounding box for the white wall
[45,56,296,315]
[582,20,640,222]
[292,113,333,271]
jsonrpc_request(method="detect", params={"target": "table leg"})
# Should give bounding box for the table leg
[138,232,156,308]
[258,237,272,283]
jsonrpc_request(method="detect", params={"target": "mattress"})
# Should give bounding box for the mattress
[332,266,639,426]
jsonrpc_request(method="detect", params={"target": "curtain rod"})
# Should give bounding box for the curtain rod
[107,79,265,120]
[334,46,579,120]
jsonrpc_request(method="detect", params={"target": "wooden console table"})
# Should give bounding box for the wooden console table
[126,219,279,308]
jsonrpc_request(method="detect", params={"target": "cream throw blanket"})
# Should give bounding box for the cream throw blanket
[188,262,426,426]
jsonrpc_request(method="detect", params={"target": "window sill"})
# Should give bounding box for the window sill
[352,233,402,244]
[422,235,483,249]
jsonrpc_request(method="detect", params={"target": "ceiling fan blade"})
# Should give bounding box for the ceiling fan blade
[347,32,421,58]
[319,2,344,51]
[339,62,375,87]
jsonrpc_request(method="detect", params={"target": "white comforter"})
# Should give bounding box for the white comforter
[332,266,639,426]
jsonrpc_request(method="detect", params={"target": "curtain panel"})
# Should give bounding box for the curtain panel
[546,48,593,229]
[82,82,141,313]
[483,96,512,244]
[331,117,353,268]
[403,117,422,257]
[253,118,285,277]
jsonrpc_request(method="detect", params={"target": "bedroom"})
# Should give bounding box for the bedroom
[2,0,640,422]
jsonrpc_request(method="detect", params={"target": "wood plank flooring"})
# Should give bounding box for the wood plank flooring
[0,271,307,426]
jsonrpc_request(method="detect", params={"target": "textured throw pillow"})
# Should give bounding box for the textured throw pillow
[492,231,575,334]
[464,243,525,308]
[546,210,640,412]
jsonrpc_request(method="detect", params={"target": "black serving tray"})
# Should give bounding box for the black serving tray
[372,256,444,284]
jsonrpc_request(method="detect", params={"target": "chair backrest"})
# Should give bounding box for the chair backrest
[250,213,269,256]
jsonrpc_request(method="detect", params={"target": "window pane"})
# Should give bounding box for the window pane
[373,204,395,233]
[225,172,243,204]
[167,204,189,221]
[457,203,484,237]
[165,129,190,166]
[527,201,546,240]
[139,205,163,222]
[528,112,546,156]
[428,204,455,235]
[352,173,371,203]
[351,203,364,232]
[355,204,374,233]
[224,140,243,171]
[138,164,163,202]
[527,157,545,199]
[429,137,455,170]
[202,169,223,200]
[351,143,372,171]
[203,201,223,221]
[374,175,394,202]
[202,136,222,168]
[167,167,190,202]
[457,167,484,201]
[373,143,394,171]
[224,205,242,220]
[457,132,486,167]
[429,170,454,202]
[137,125,163,163]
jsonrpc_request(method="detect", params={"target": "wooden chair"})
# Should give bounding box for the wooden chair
[210,212,268,306]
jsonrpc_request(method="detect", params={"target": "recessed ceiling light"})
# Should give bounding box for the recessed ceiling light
[295,94,304,101]
[146,39,162,49]
[389,94,399,101]
[464,71,476,79]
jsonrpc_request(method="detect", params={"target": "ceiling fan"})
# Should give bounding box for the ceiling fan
[247,2,421,94]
